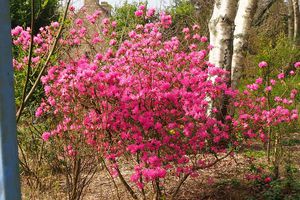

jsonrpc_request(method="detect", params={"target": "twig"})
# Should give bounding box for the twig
[101,158,121,200]
[171,149,234,200]
[16,0,35,123]
[115,166,138,200]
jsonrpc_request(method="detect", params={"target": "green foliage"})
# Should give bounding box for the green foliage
[111,1,153,42]
[10,0,60,33]
[262,169,300,200]
[255,33,300,71]
[168,0,213,36]
[165,0,197,38]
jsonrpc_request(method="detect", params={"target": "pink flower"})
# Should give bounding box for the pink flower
[138,5,145,10]
[294,61,300,68]
[247,83,259,91]
[109,39,117,46]
[270,79,276,85]
[146,8,155,17]
[111,21,117,27]
[75,18,83,26]
[135,10,143,17]
[95,53,103,60]
[160,13,172,28]
[102,18,109,25]
[11,26,23,36]
[69,6,75,11]
[182,27,189,34]
[277,73,284,79]
[264,177,272,183]
[265,86,272,92]
[32,56,40,63]
[200,36,208,43]
[192,24,200,30]
[35,107,43,117]
[258,61,268,68]
[42,132,51,141]
[51,22,59,28]
[255,77,263,84]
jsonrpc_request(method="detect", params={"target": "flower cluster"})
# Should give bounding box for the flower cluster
[12,23,60,70]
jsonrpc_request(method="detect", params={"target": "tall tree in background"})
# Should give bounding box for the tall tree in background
[208,0,238,73]
[231,0,258,89]
[292,0,300,46]
[10,0,60,33]
[288,0,295,41]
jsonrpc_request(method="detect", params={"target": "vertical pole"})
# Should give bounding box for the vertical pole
[0,0,22,199]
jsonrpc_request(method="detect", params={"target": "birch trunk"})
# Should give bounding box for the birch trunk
[288,0,295,41]
[292,0,300,46]
[209,0,238,72]
[208,0,237,118]
[231,0,258,89]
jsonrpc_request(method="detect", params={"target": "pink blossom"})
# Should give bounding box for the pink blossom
[277,73,284,79]
[51,22,59,28]
[69,6,75,11]
[258,61,268,68]
[265,86,272,92]
[75,18,83,26]
[255,77,263,84]
[182,27,190,34]
[32,56,40,63]
[146,8,155,17]
[200,36,208,43]
[270,79,276,85]
[42,132,51,141]
[192,24,200,30]
[138,5,145,10]
[264,177,272,183]
[135,10,143,17]
[247,83,259,91]
[294,61,300,68]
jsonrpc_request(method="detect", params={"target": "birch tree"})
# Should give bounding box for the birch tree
[231,0,258,89]
[208,0,238,72]
[292,0,300,46]
[288,0,295,41]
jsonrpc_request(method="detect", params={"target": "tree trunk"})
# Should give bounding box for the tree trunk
[209,0,238,71]
[252,0,277,26]
[231,0,258,89]
[292,0,300,46]
[288,0,295,41]
[208,0,237,118]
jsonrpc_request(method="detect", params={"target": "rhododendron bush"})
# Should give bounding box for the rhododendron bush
[12,5,299,198]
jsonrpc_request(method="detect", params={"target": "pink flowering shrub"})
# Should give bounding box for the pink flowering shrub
[37,11,238,186]
[13,5,299,198]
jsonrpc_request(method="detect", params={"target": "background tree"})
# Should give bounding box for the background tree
[10,0,60,33]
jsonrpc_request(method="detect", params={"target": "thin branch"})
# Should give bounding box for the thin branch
[101,158,121,200]
[252,0,277,26]
[171,149,234,200]
[16,0,35,123]
[115,166,138,200]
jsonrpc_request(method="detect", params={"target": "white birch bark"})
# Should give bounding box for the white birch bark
[231,0,258,89]
[292,0,300,46]
[288,0,295,41]
[207,0,238,116]
[209,0,238,71]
